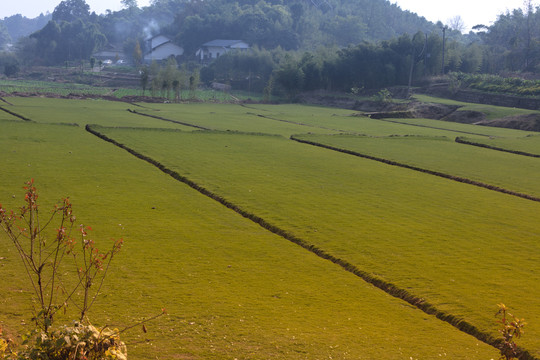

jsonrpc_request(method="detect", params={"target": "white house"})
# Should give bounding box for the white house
[148,35,170,49]
[144,35,184,63]
[92,46,126,63]
[196,40,249,63]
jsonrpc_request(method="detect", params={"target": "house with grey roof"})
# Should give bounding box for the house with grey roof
[144,35,184,63]
[92,46,126,64]
[196,40,249,64]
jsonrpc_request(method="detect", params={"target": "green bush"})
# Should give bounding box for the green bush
[454,72,540,97]
[0,52,19,77]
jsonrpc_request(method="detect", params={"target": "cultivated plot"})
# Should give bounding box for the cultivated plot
[4,97,193,129]
[292,133,540,198]
[0,99,540,359]
[459,134,540,156]
[413,94,540,120]
[0,102,502,359]
[96,124,540,357]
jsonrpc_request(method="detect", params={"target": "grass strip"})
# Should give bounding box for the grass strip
[456,136,540,157]
[126,109,211,130]
[84,123,537,360]
[290,135,540,203]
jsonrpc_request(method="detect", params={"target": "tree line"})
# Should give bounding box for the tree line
[0,0,440,68]
[1,0,540,94]
[141,57,200,100]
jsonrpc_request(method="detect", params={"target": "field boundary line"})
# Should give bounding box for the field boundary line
[0,97,14,105]
[456,136,540,158]
[250,113,349,133]
[367,117,493,137]
[290,135,540,203]
[0,106,33,122]
[85,124,538,360]
[239,103,272,112]
[126,109,211,130]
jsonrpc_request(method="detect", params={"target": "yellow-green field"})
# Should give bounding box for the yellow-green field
[1,97,539,359]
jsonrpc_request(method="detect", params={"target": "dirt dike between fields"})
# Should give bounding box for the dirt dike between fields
[0,90,170,105]
[85,124,538,360]
[290,135,540,203]
[456,137,540,158]
[0,105,33,121]
[126,109,210,130]
[0,96,14,105]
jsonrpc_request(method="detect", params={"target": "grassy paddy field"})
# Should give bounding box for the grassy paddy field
[458,134,540,156]
[413,94,540,120]
[0,96,538,359]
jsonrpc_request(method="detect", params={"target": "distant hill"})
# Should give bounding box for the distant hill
[162,0,441,53]
[1,13,52,44]
[0,0,441,53]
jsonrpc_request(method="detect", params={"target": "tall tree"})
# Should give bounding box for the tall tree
[133,40,143,66]
[0,22,11,49]
[2,13,52,43]
[482,5,540,72]
[448,16,466,33]
[275,58,304,99]
[522,0,536,69]
[31,19,106,64]
[0,52,19,76]
[121,0,138,9]
[52,0,91,23]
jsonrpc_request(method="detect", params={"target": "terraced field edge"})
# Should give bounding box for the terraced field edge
[0,105,33,122]
[455,137,540,157]
[0,97,14,105]
[253,113,348,133]
[368,117,493,137]
[85,124,538,360]
[126,109,210,130]
[290,135,540,203]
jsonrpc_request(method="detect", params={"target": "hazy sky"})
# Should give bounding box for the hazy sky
[0,0,151,19]
[393,0,527,31]
[0,0,529,32]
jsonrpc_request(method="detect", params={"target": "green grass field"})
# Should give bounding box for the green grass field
[1,96,539,359]
[0,79,258,102]
[291,133,540,198]
[413,94,540,120]
[458,134,540,156]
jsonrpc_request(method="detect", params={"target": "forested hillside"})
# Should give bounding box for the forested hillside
[161,0,439,52]
[1,13,51,44]
[1,0,440,64]
[2,0,540,95]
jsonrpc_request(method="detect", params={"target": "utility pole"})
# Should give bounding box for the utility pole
[424,33,428,72]
[441,25,447,74]
[407,32,427,98]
